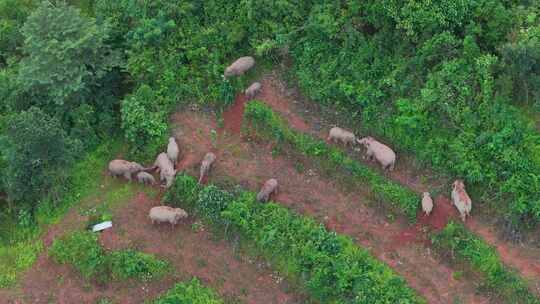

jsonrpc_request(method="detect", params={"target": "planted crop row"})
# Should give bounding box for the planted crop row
[432,222,540,304]
[242,101,540,303]
[150,278,223,304]
[164,173,425,304]
[242,100,419,221]
[49,231,169,283]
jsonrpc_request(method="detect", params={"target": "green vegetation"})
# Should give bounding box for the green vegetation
[108,249,169,282]
[1,0,539,300]
[120,84,168,160]
[243,100,419,221]
[49,231,107,280]
[49,231,168,283]
[432,222,539,304]
[1,0,124,221]
[284,1,540,227]
[0,240,42,288]
[0,139,125,287]
[2,107,81,211]
[244,101,540,303]
[165,173,425,303]
[150,278,224,304]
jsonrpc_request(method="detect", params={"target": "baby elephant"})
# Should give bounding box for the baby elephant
[149,206,188,228]
[245,82,262,99]
[224,56,255,78]
[451,180,472,222]
[421,192,433,216]
[167,137,179,167]
[357,136,396,171]
[327,127,357,146]
[137,171,156,185]
[108,159,146,181]
[256,178,278,202]
[199,152,216,184]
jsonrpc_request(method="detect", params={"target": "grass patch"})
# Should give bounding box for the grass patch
[150,278,224,304]
[0,240,43,288]
[432,222,540,304]
[165,173,425,304]
[0,139,125,288]
[49,231,169,283]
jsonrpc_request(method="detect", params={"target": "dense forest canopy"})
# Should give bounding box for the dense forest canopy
[0,0,539,232]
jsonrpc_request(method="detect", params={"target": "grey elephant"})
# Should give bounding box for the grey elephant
[245,82,262,99]
[167,137,179,166]
[199,152,216,184]
[137,171,156,185]
[223,56,255,78]
[154,152,177,188]
[257,178,278,202]
[108,159,146,181]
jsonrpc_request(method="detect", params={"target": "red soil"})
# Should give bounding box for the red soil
[255,73,540,296]
[221,93,248,134]
[257,81,311,133]
[4,72,538,303]
[173,109,490,304]
[5,190,301,304]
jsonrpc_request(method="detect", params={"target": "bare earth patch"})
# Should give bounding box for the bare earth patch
[257,73,540,296]
[171,109,489,303]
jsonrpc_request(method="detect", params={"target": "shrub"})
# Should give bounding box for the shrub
[2,107,81,210]
[165,177,425,303]
[162,173,201,208]
[432,222,539,304]
[244,101,419,221]
[120,84,168,161]
[108,249,168,281]
[49,230,169,283]
[49,231,106,280]
[151,278,224,304]
[196,185,233,224]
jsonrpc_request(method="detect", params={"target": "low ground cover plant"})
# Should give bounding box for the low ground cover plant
[49,231,168,283]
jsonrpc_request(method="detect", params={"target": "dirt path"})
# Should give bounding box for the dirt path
[171,110,491,304]
[255,73,540,295]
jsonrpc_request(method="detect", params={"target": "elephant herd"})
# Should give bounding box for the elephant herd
[108,55,472,228]
[328,126,472,221]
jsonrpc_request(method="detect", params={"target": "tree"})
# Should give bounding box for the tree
[17,1,122,145]
[120,85,168,160]
[500,24,540,109]
[1,107,81,211]
[0,0,34,66]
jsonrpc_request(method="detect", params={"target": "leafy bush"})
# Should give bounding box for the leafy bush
[432,222,539,304]
[162,173,201,208]
[1,107,81,210]
[120,84,168,161]
[165,175,425,303]
[196,185,233,224]
[283,1,540,227]
[49,230,169,283]
[0,0,34,63]
[151,278,223,304]
[49,231,107,280]
[108,249,168,281]
[243,101,419,221]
